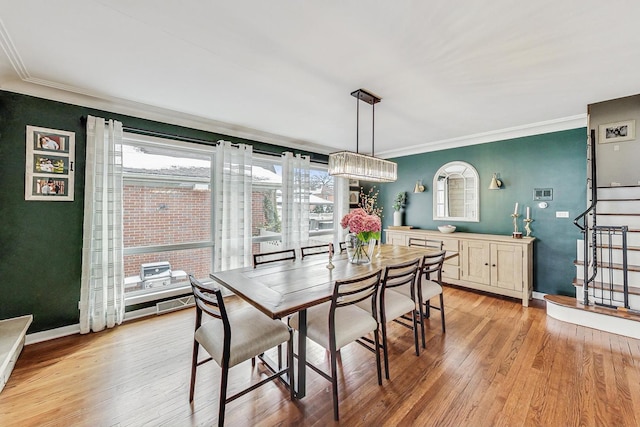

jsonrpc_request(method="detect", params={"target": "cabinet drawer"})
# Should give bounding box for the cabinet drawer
[442,265,459,280]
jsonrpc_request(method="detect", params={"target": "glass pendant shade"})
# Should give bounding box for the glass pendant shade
[328,88,397,183]
[328,151,397,182]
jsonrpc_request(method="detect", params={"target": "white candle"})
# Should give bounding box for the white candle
[514,202,518,215]
[526,207,530,220]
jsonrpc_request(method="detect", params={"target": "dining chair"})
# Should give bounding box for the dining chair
[288,269,383,421]
[339,241,347,253]
[300,243,332,258]
[188,275,294,427]
[408,237,444,251]
[253,248,296,267]
[357,258,421,379]
[392,251,446,349]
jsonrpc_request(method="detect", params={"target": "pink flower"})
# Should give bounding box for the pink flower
[341,209,381,235]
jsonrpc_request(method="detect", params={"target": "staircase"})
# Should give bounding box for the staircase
[545,130,640,339]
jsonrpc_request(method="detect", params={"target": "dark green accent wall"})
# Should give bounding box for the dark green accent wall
[377,128,587,296]
[0,90,326,332]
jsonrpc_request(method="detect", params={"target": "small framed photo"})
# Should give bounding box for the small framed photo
[599,120,636,143]
[348,179,359,188]
[25,125,75,201]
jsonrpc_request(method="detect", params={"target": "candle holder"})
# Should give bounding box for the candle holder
[326,243,335,269]
[524,218,533,237]
[511,213,522,238]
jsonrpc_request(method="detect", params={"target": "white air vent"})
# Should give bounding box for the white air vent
[156,295,194,315]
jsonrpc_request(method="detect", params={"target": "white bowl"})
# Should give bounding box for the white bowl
[438,225,456,234]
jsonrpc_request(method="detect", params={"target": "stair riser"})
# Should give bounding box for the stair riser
[597,186,640,199]
[596,200,640,213]
[577,239,640,263]
[575,267,640,284]
[575,285,640,308]
[595,215,640,228]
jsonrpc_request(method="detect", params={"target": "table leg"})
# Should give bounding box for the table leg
[296,309,307,398]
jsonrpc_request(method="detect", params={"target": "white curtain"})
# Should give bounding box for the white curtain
[333,177,350,245]
[79,116,124,334]
[281,152,310,248]
[214,141,253,271]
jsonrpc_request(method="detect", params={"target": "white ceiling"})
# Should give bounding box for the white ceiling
[1,1,639,157]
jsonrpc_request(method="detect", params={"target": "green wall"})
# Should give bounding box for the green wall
[377,128,587,296]
[0,90,325,332]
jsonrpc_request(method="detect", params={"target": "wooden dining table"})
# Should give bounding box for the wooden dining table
[210,244,449,398]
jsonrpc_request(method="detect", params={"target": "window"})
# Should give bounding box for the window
[251,156,334,253]
[122,135,214,304]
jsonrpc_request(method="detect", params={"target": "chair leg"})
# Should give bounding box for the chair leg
[381,321,390,380]
[439,293,446,333]
[278,344,282,370]
[330,346,340,421]
[218,364,229,427]
[419,301,426,349]
[412,308,420,357]
[373,328,383,386]
[189,340,199,402]
[287,333,295,400]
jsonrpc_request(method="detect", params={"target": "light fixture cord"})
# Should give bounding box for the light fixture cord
[356,94,360,154]
[372,102,375,156]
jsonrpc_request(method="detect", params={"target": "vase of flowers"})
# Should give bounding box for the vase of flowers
[341,208,381,264]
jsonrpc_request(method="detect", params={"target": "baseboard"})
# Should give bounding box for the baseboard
[532,291,547,301]
[25,323,80,345]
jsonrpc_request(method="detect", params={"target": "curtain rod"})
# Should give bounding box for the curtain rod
[80,117,326,163]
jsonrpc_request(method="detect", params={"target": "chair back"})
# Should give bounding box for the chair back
[253,248,296,267]
[382,258,421,295]
[419,250,446,282]
[332,269,382,318]
[301,243,332,259]
[338,241,347,253]
[408,237,444,250]
[189,275,230,336]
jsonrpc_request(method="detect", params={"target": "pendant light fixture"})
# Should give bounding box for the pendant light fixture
[328,89,397,182]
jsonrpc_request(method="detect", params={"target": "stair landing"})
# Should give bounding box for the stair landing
[545,295,640,340]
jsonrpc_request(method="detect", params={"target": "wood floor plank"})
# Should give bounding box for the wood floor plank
[1,287,640,426]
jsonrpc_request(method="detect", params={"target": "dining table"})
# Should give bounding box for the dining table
[210,243,451,398]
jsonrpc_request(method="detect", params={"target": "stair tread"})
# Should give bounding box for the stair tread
[545,295,640,321]
[572,278,640,295]
[573,259,640,272]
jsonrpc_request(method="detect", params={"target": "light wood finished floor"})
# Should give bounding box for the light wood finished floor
[2,286,640,426]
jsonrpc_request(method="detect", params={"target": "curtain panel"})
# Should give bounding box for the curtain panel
[213,141,253,271]
[281,152,310,248]
[79,116,124,333]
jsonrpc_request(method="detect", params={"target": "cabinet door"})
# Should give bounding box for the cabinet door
[490,243,523,290]
[461,240,490,285]
[386,232,406,246]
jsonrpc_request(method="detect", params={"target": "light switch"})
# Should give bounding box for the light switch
[556,211,569,218]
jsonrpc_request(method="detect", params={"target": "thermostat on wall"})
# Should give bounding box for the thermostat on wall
[533,188,553,201]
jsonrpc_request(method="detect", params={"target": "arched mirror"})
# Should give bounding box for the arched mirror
[433,161,479,222]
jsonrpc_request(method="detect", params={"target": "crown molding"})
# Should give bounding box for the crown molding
[377,114,588,159]
[0,78,334,155]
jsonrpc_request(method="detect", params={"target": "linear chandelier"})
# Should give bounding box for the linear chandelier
[328,89,397,183]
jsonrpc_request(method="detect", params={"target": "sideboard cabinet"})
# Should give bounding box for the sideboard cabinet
[384,228,534,306]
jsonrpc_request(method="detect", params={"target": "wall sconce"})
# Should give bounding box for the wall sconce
[414,180,425,193]
[488,173,503,190]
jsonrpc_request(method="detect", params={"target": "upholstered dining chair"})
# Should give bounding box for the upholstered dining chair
[253,248,296,267]
[393,250,446,348]
[188,275,294,427]
[357,258,421,379]
[300,243,332,258]
[288,269,383,421]
[408,237,444,251]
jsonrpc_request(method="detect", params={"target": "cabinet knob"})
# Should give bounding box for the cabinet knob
[492,264,496,267]
[484,263,489,266]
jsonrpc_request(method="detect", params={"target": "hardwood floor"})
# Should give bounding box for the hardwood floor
[1,286,640,426]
